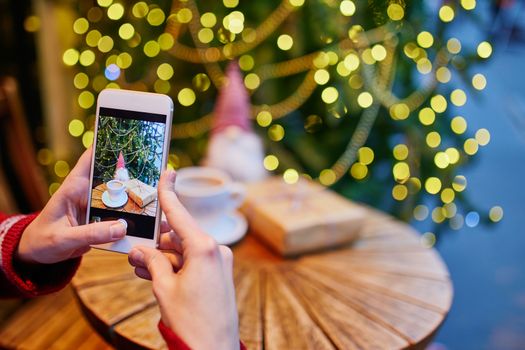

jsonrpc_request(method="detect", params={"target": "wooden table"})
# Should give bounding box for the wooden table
[71,207,453,350]
[91,183,157,216]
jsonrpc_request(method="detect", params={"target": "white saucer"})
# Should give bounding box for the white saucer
[102,191,128,208]
[198,212,248,246]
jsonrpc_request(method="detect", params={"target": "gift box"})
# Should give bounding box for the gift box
[125,179,157,208]
[241,176,366,256]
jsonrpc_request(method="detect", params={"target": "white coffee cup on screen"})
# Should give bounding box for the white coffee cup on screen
[174,167,246,227]
[106,179,126,201]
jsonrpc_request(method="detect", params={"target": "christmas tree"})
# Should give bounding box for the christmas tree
[56,0,502,242]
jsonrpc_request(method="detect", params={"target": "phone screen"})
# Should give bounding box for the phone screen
[88,107,167,239]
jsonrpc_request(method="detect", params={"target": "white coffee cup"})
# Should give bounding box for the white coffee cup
[174,167,246,225]
[107,179,126,201]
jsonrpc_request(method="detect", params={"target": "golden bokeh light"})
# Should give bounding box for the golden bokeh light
[446,38,461,54]
[451,116,467,134]
[144,40,160,57]
[450,89,467,106]
[283,168,299,184]
[393,162,410,183]
[389,103,410,120]
[268,124,285,141]
[239,55,254,71]
[54,160,70,178]
[74,72,89,89]
[319,169,337,186]
[78,91,95,109]
[436,67,451,83]
[461,0,476,10]
[441,188,455,204]
[322,87,339,104]
[489,206,503,222]
[430,95,447,113]
[73,18,89,34]
[63,49,79,66]
[86,30,101,47]
[418,107,435,125]
[198,28,214,43]
[147,8,165,26]
[277,34,293,51]
[244,73,260,90]
[452,175,467,192]
[256,111,272,127]
[358,147,374,165]
[116,52,132,69]
[132,2,149,18]
[82,131,94,148]
[439,5,455,22]
[417,31,434,48]
[223,0,239,8]
[426,131,441,148]
[343,53,360,71]
[472,73,487,90]
[157,63,174,80]
[340,0,356,16]
[477,41,493,59]
[357,92,373,108]
[107,3,124,20]
[68,119,84,137]
[371,44,387,61]
[177,88,196,106]
[119,23,135,40]
[392,184,408,201]
[425,177,442,194]
[192,73,211,92]
[263,155,279,171]
[464,138,479,155]
[445,147,460,164]
[314,69,330,85]
[393,144,408,160]
[434,152,450,169]
[200,12,217,27]
[387,4,404,21]
[97,35,114,53]
[475,128,491,146]
[350,162,368,180]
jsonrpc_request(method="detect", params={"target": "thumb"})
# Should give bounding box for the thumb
[63,220,127,251]
[129,246,174,282]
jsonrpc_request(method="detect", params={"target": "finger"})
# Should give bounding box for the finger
[129,246,174,281]
[159,231,182,252]
[158,170,206,244]
[134,267,152,281]
[160,220,171,233]
[129,249,183,271]
[63,220,127,251]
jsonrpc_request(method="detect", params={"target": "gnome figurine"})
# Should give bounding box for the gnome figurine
[114,151,130,182]
[203,61,267,182]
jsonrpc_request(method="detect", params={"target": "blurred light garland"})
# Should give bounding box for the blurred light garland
[28,0,503,239]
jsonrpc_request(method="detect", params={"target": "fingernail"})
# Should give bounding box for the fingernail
[130,249,144,264]
[110,220,127,240]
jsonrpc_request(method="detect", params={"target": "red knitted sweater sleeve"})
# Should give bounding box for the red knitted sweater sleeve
[0,212,81,298]
[158,320,247,350]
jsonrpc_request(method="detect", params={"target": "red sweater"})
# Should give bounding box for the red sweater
[0,213,245,350]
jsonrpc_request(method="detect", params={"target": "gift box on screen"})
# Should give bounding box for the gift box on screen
[241,176,366,256]
[125,179,157,208]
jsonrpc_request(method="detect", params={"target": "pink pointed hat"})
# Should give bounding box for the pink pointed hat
[116,151,126,169]
[212,61,252,134]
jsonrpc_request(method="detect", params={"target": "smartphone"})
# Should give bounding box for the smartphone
[86,89,173,253]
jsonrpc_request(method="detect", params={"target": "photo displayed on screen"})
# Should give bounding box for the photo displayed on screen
[88,107,166,239]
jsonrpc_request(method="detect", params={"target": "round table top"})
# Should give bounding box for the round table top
[71,207,453,350]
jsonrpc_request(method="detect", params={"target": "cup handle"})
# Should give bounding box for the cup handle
[228,182,246,211]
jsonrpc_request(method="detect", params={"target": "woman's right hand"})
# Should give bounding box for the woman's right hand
[128,169,240,350]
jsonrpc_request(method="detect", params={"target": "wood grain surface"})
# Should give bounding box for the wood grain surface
[71,207,453,350]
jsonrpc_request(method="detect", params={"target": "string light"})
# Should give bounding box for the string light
[55,0,496,239]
